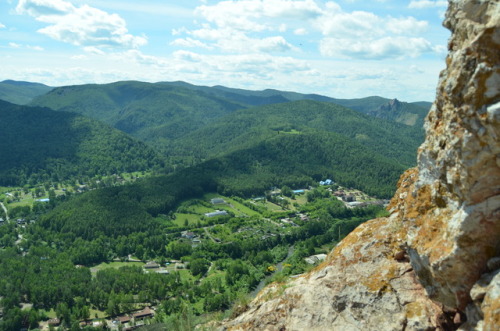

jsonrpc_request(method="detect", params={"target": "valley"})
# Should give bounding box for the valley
[0,80,427,330]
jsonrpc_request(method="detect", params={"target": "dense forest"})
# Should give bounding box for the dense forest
[171,100,424,167]
[0,100,164,186]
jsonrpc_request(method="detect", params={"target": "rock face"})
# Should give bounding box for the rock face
[219,1,500,330]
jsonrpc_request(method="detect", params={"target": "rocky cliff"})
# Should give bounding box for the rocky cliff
[218,1,500,330]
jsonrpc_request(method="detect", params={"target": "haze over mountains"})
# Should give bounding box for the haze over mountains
[0,79,431,196]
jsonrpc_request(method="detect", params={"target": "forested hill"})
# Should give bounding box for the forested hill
[29,81,245,150]
[0,80,53,105]
[41,129,405,240]
[0,100,164,185]
[172,100,424,168]
[159,81,431,127]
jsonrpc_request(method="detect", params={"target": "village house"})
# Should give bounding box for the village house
[132,307,154,321]
[297,213,309,221]
[210,198,225,204]
[181,231,196,239]
[116,315,131,325]
[47,318,61,327]
[343,195,356,202]
[143,261,160,269]
[204,210,228,218]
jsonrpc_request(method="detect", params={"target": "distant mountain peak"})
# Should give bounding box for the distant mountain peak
[378,98,402,113]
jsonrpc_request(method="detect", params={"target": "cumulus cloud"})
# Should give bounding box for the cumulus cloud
[386,17,428,34]
[0,23,6,29]
[313,3,434,60]
[171,37,213,50]
[16,0,147,50]
[320,36,433,60]
[173,0,323,55]
[408,1,448,9]
[171,0,436,60]
[195,0,322,31]
[184,26,294,53]
[315,7,429,38]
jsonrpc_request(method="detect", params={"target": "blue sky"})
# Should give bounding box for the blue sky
[0,0,449,101]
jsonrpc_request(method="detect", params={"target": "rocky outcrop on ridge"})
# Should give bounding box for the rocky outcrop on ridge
[218,1,500,330]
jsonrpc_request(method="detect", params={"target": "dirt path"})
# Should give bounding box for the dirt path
[203,226,217,243]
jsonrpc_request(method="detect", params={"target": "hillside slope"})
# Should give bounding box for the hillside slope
[173,100,423,168]
[29,81,245,151]
[0,80,53,105]
[0,100,164,185]
[218,1,500,330]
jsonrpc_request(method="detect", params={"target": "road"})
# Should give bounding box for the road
[249,245,295,298]
[0,202,8,221]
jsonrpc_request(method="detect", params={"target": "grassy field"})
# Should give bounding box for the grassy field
[223,197,261,217]
[173,213,202,227]
[260,201,285,212]
[91,261,145,274]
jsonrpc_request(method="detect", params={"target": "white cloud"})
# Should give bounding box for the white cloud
[294,28,307,35]
[320,36,433,60]
[316,8,429,38]
[195,0,322,32]
[312,4,434,60]
[27,45,44,51]
[386,17,428,34]
[7,42,44,51]
[316,9,383,38]
[83,47,105,55]
[171,37,213,50]
[0,23,6,29]
[174,0,435,60]
[256,36,294,52]
[71,54,87,60]
[116,50,169,67]
[186,26,294,54]
[16,0,147,50]
[408,1,447,9]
